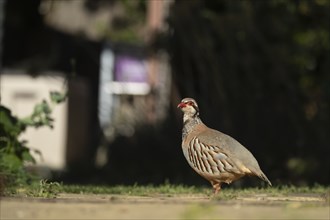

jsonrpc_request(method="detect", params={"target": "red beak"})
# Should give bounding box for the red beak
[177,102,186,108]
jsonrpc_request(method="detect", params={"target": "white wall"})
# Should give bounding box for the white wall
[0,71,68,171]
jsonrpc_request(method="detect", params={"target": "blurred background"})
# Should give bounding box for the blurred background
[0,0,329,187]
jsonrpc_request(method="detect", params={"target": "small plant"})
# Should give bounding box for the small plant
[0,91,67,195]
[28,179,62,198]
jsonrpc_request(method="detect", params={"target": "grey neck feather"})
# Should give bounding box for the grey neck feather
[182,113,202,140]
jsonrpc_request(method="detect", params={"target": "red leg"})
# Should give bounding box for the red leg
[211,181,221,195]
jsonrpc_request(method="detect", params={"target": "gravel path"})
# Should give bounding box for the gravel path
[1,193,329,219]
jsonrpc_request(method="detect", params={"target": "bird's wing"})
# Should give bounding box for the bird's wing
[186,136,246,175]
[187,125,272,185]
[198,127,262,169]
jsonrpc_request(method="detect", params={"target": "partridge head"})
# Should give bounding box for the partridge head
[178,97,271,195]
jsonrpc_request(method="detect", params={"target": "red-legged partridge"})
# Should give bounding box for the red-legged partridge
[178,98,271,194]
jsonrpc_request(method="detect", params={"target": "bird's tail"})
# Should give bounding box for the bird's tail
[257,171,272,186]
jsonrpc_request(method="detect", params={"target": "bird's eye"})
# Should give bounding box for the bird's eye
[187,101,194,105]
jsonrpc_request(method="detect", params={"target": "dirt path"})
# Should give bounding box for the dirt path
[1,193,329,219]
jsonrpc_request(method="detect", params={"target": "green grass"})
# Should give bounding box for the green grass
[4,181,329,199]
[61,183,329,199]
[63,183,327,193]
[61,183,209,196]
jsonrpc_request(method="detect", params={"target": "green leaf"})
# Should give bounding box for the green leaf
[22,150,36,164]
[0,105,22,136]
[50,91,67,104]
[0,153,23,170]
[41,100,51,114]
[19,117,35,126]
[33,103,44,116]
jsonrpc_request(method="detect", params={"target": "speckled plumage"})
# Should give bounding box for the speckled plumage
[178,98,271,194]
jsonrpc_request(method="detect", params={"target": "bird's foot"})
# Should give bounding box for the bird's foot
[211,182,221,197]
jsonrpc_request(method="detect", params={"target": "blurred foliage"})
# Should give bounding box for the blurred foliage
[105,0,147,44]
[0,91,67,195]
[162,0,330,185]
